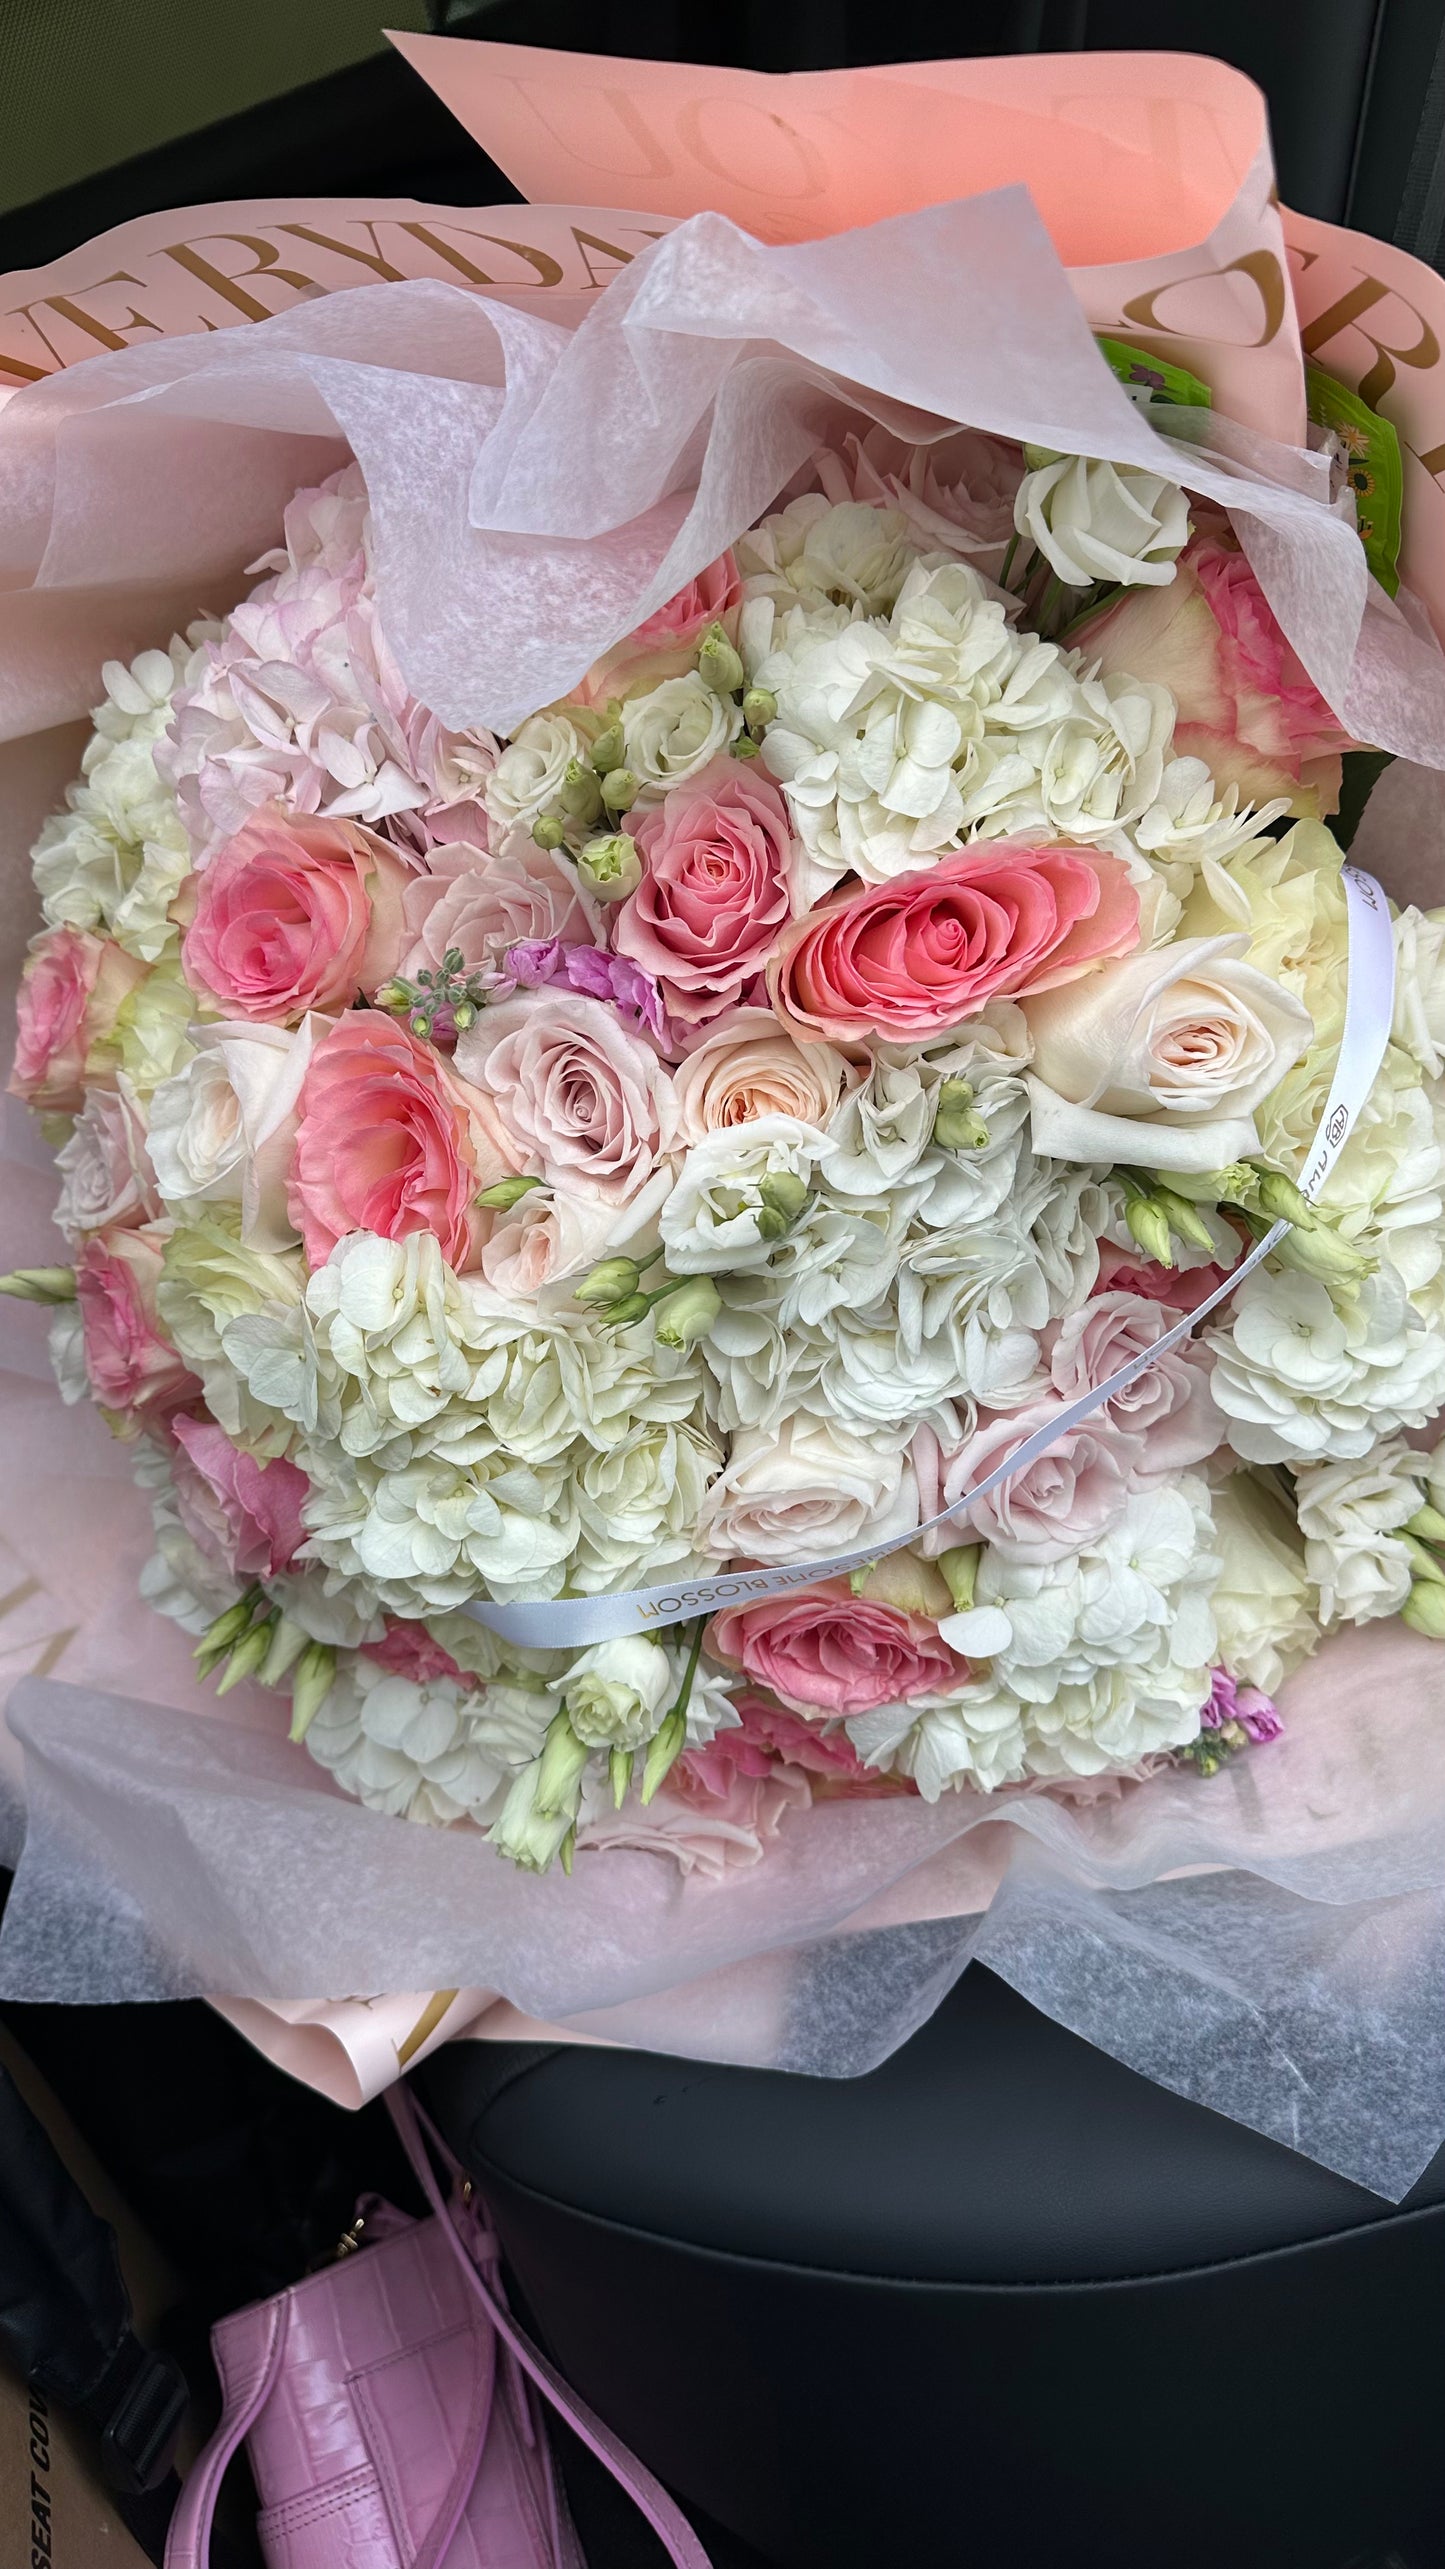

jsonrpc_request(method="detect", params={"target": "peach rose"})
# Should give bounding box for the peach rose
[453,990,680,1216]
[182,808,410,1023]
[768,843,1139,1043]
[75,1226,200,1423]
[170,1413,308,1578]
[575,552,742,707]
[399,836,598,990]
[9,929,147,1113]
[1072,531,1354,819]
[708,1585,961,1715]
[615,758,793,1025]
[288,1014,505,1270]
[673,1009,852,1142]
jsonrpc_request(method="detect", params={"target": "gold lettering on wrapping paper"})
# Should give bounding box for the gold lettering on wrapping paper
[401,222,566,291]
[277,222,408,285]
[1300,273,1442,411]
[674,97,831,200]
[1122,248,1288,349]
[395,1989,460,2066]
[569,228,651,293]
[161,233,318,325]
[0,270,162,381]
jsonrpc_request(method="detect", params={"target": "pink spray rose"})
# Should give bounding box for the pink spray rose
[170,1413,308,1578]
[1073,531,1353,818]
[452,989,681,1216]
[574,553,742,707]
[768,843,1139,1043]
[1045,1290,1224,1476]
[615,758,794,1025]
[75,1226,200,1424]
[181,808,411,1023]
[929,1404,1142,1564]
[708,1587,961,1716]
[288,1013,506,1270]
[398,838,599,992]
[9,929,147,1114]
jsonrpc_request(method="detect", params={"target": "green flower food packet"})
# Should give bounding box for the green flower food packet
[1305,362,1403,599]
[1096,336,1213,417]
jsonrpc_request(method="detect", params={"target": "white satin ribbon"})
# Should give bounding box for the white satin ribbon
[464,866,1395,1650]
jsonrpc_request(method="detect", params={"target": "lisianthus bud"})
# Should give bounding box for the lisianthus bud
[559,757,604,823]
[1125,1195,1174,1267]
[489,1760,574,1872]
[933,1079,990,1150]
[195,1593,256,1662]
[1255,1171,1314,1227]
[1403,1580,1445,1639]
[576,1257,642,1307]
[937,1545,980,1613]
[0,1266,77,1303]
[216,1615,273,1696]
[589,719,625,775]
[655,1275,722,1350]
[1148,1187,1216,1252]
[754,1207,788,1242]
[577,833,642,901]
[756,1171,810,1223]
[742,687,777,736]
[730,734,761,760]
[531,812,567,849]
[477,1175,542,1210]
[600,768,639,813]
[289,1641,336,1742]
[1406,1503,1445,1546]
[534,1710,592,1817]
[610,1748,633,1808]
[697,622,745,696]
[640,1707,687,1805]
[1402,1532,1445,1586]
[259,1613,310,1687]
[1272,1222,1369,1286]
[604,1292,651,1325]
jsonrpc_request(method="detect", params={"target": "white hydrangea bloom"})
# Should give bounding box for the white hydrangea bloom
[1209,1265,1445,1464]
[1294,1441,1431,1629]
[33,630,214,961]
[301,1443,577,1613]
[957,669,1175,847]
[570,1416,723,1591]
[303,1658,550,1826]
[1209,1471,1319,1694]
[736,496,922,617]
[1132,756,1288,871]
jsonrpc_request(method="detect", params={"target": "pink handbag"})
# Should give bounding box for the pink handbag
[165,2087,711,2569]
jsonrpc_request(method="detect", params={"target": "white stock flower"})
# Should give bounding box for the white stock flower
[33,630,212,961]
[145,1016,323,1251]
[1013,455,1190,588]
[1294,1441,1430,1629]
[558,1636,672,1749]
[1208,1265,1445,1464]
[483,712,591,834]
[694,1413,919,1563]
[1208,1471,1318,1691]
[621,673,741,797]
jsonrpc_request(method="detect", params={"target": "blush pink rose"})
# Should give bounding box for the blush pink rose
[615,758,793,1025]
[170,1412,308,1577]
[930,1404,1142,1564]
[53,1082,160,1240]
[1093,1241,1237,1311]
[361,1616,468,1685]
[1073,532,1353,819]
[181,808,411,1023]
[1045,1291,1224,1476]
[453,989,680,1215]
[708,1587,961,1716]
[399,838,599,992]
[288,1014,506,1270]
[575,553,742,707]
[768,844,1139,1043]
[9,929,147,1113]
[75,1226,200,1424]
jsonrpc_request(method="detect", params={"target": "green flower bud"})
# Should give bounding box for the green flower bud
[534,1711,592,1820]
[259,1613,311,1688]
[531,811,567,849]
[754,1207,789,1243]
[0,1266,77,1303]
[697,622,745,696]
[577,1257,643,1307]
[451,1000,477,1033]
[599,767,639,813]
[589,721,625,775]
[1255,1171,1315,1228]
[1271,1222,1369,1286]
[477,1175,543,1211]
[409,1011,431,1039]
[742,687,777,736]
[933,1078,990,1151]
[558,1825,577,1877]
[756,1171,810,1223]
[1125,1196,1174,1267]
[1402,1532,1445,1586]
[195,1593,257,1662]
[577,832,642,901]
[1154,1188,1217,1253]
[654,1275,722,1350]
[289,1642,336,1743]
[1405,1503,1445,1547]
[374,980,413,1014]
[609,1747,634,1809]
[1403,1580,1445,1639]
[559,756,604,823]
[1022,442,1063,470]
[488,1760,573,1873]
[604,1292,651,1326]
[640,1707,687,1805]
[937,1545,980,1615]
[215,1615,274,1696]
[729,733,761,760]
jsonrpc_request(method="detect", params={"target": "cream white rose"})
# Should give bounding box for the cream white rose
[1208,1471,1319,1692]
[1024,933,1313,1172]
[54,1080,159,1240]
[695,1412,919,1563]
[621,673,741,798]
[1014,455,1191,588]
[146,1016,323,1250]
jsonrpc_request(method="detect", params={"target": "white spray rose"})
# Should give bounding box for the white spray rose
[661,1116,832,1272]
[1013,455,1191,587]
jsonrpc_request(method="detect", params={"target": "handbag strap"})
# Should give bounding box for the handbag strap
[386,2087,713,2569]
[164,2297,286,2569]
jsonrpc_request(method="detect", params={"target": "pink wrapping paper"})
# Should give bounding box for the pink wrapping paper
[5,53,1445,2184]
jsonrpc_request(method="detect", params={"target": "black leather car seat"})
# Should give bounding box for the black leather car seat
[420,1965,1445,2569]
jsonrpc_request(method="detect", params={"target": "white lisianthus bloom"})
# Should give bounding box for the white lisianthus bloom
[302,1658,538,1826]
[661,1115,833,1272]
[694,1412,919,1563]
[621,673,742,797]
[1392,905,1445,1080]
[1294,1441,1430,1628]
[1208,1265,1445,1464]
[1013,455,1191,588]
[1208,1471,1319,1691]
[558,1636,672,1748]
[483,711,590,834]
[737,496,921,617]
[146,1015,324,1250]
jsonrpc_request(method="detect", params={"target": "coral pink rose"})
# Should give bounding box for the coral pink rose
[75,1226,200,1423]
[9,929,147,1113]
[182,808,411,1023]
[768,843,1139,1043]
[453,989,680,1216]
[170,1412,308,1577]
[361,1616,467,1686]
[708,1587,961,1715]
[1073,532,1353,819]
[683,1693,901,1799]
[575,553,742,707]
[288,1014,505,1270]
[615,758,793,1025]
[399,838,598,993]
[929,1404,1141,1564]
[1045,1291,1224,1476]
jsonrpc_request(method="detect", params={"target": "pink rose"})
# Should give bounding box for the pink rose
[288,1014,506,1270]
[54,1083,160,1240]
[813,424,1021,557]
[9,929,147,1113]
[453,990,680,1216]
[75,1226,200,1424]
[708,1586,961,1716]
[673,1009,852,1141]
[361,1616,467,1686]
[181,808,411,1023]
[575,553,742,707]
[399,838,599,993]
[929,1404,1141,1564]
[614,759,793,1026]
[1073,531,1353,819]
[684,1693,900,1800]
[578,1760,810,1877]
[1045,1291,1224,1476]
[768,844,1139,1043]
[170,1413,308,1578]
[1094,1241,1236,1312]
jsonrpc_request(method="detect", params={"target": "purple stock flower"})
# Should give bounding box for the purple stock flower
[504,936,565,988]
[1203,1667,1282,1744]
[498,935,668,1041]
